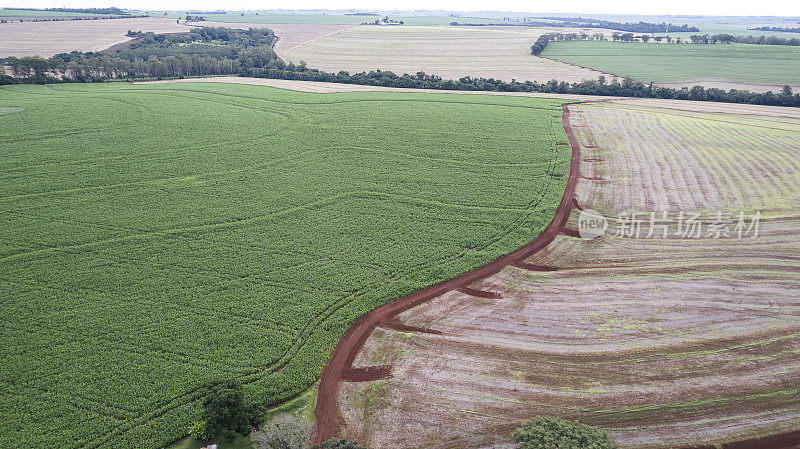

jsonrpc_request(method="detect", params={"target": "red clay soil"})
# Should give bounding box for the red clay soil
[560,228,581,238]
[340,366,393,382]
[311,102,583,444]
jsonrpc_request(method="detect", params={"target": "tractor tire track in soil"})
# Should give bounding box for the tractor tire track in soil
[312,101,583,444]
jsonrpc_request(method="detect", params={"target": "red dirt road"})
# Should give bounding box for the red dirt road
[311,102,583,444]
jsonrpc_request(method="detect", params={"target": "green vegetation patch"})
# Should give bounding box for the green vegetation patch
[541,40,800,85]
[0,8,117,19]
[0,82,569,449]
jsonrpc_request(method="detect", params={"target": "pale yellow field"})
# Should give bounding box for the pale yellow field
[0,18,188,57]
[279,25,604,84]
[0,18,350,57]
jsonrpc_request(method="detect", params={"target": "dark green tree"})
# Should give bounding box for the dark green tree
[199,379,263,443]
[513,416,619,449]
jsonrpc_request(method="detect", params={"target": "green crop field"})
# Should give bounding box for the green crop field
[0,82,570,449]
[0,8,116,19]
[540,40,800,85]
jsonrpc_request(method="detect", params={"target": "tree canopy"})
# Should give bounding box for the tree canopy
[199,379,263,443]
[513,416,619,449]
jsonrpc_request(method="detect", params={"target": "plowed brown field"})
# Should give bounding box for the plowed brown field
[323,99,800,448]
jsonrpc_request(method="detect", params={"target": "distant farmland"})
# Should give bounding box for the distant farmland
[279,25,603,84]
[0,82,570,448]
[163,12,377,24]
[0,17,188,57]
[161,13,499,26]
[0,8,119,20]
[540,40,800,87]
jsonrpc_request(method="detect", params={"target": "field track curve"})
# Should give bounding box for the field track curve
[311,102,584,444]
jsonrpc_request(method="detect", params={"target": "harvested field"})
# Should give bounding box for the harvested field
[279,25,605,84]
[0,18,350,57]
[0,18,188,57]
[0,82,570,449]
[324,99,800,448]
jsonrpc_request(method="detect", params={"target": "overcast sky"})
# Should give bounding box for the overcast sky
[2,0,799,17]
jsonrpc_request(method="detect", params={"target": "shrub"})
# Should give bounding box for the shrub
[188,420,210,440]
[513,416,619,449]
[251,415,311,449]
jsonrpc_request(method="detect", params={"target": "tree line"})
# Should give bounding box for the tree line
[530,31,607,54]
[241,67,800,107]
[2,26,798,108]
[607,32,800,46]
[749,26,800,33]
[531,30,800,47]
[690,33,800,46]
[537,17,699,33]
[530,33,558,55]
[1,27,276,82]
[451,18,698,34]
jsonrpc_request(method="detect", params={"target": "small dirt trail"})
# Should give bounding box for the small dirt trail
[311,101,584,444]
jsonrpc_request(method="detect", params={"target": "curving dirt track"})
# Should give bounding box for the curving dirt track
[314,97,800,448]
[311,102,585,444]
